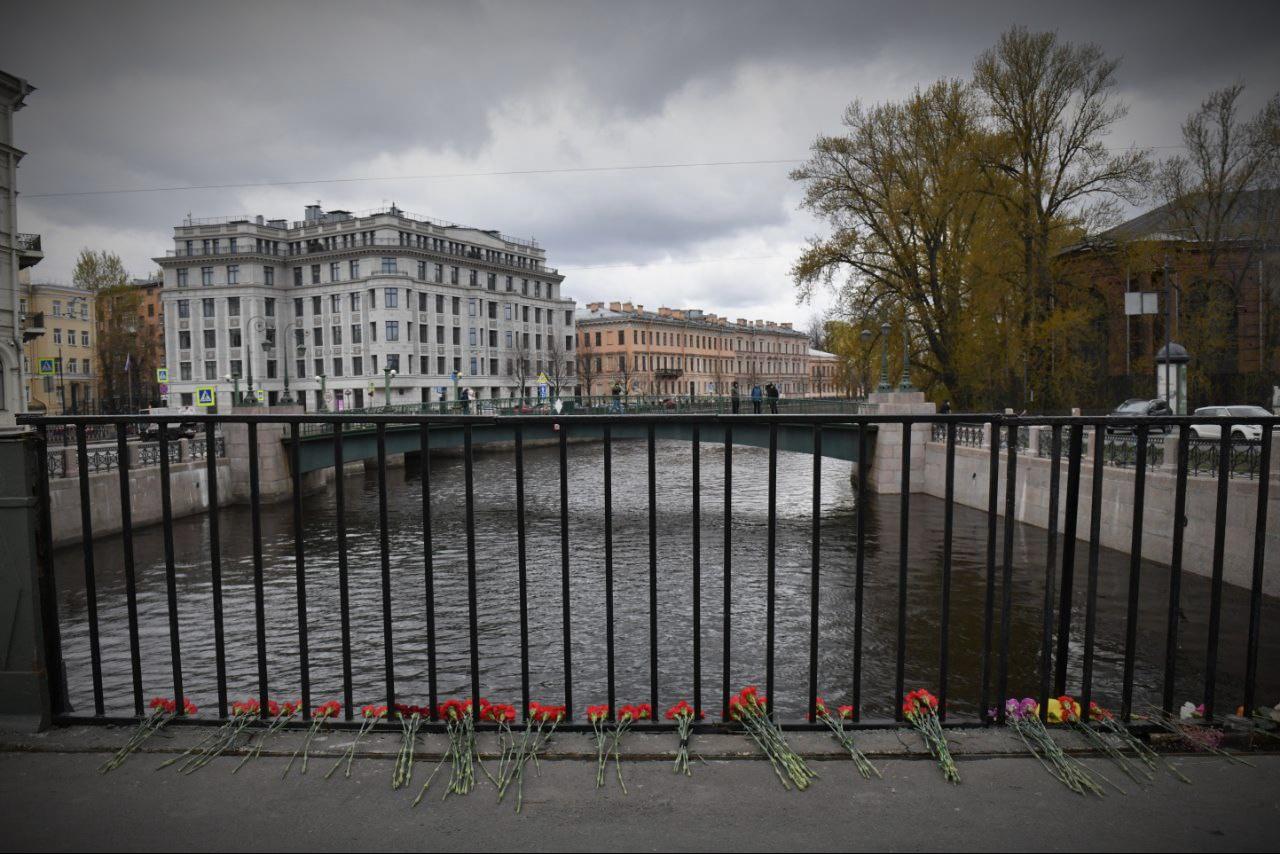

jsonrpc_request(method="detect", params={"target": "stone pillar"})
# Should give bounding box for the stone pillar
[864,389,936,494]
[224,405,301,503]
[0,431,53,730]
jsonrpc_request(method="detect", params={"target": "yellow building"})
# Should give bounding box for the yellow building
[20,273,97,414]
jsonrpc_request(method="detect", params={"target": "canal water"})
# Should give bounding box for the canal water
[53,440,1279,720]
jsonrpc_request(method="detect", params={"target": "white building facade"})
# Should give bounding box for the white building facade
[154,204,575,411]
[1,70,40,429]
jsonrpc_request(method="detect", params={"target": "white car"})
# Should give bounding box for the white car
[1190,405,1273,441]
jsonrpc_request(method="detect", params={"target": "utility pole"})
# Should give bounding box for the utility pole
[1164,253,1172,410]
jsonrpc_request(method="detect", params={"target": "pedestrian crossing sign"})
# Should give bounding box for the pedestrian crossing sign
[536,372,550,386]
[38,358,55,376]
[157,367,168,383]
[196,386,216,407]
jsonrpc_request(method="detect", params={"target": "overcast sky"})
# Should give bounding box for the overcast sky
[7,1,1279,327]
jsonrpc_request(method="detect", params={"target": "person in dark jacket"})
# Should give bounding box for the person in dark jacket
[730,381,741,414]
[766,382,780,414]
[751,383,763,414]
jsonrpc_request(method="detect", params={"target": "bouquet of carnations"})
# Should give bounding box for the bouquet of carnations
[160,697,259,774]
[234,699,301,773]
[814,697,880,780]
[665,700,702,776]
[325,704,386,780]
[587,704,613,788]
[1063,698,1153,785]
[730,686,817,791]
[903,688,959,784]
[283,700,341,779]
[414,698,482,805]
[391,703,429,789]
[1002,697,1105,795]
[1143,703,1252,766]
[493,701,565,812]
[99,696,197,773]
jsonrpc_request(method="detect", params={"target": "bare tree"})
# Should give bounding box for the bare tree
[973,26,1151,408]
[575,346,597,397]
[511,333,531,402]
[545,332,575,397]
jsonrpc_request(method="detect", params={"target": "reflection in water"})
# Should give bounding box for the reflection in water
[54,440,1278,720]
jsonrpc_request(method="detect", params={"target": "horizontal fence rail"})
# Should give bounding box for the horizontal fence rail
[16,410,1278,733]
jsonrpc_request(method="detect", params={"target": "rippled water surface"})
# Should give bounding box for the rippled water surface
[54,439,1280,719]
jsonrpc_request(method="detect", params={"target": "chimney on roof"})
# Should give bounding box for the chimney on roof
[781,322,792,330]
[622,302,634,312]
[658,307,674,317]
[635,304,644,312]
[609,301,623,312]
[755,320,765,327]
[587,301,604,311]
[305,204,322,222]
[737,318,749,325]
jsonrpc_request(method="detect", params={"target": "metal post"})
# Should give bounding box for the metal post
[1164,254,1172,411]
[877,321,891,391]
[898,318,914,391]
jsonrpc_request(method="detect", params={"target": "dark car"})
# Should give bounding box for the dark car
[1106,398,1173,434]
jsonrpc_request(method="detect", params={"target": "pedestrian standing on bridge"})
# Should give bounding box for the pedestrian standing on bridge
[460,386,471,415]
[610,381,624,413]
[731,381,741,414]
[766,382,779,414]
[751,383,763,414]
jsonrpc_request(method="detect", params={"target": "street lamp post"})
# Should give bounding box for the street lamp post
[898,318,914,392]
[877,321,892,392]
[860,328,873,397]
[315,374,327,412]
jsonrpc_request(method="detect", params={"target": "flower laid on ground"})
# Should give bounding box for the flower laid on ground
[1002,697,1105,796]
[325,704,387,780]
[283,700,341,779]
[413,698,481,806]
[605,703,652,793]
[391,703,427,790]
[1141,704,1252,767]
[903,688,959,784]
[586,704,613,789]
[495,701,567,813]
[730,686,817,791]
[1061,697,1153,785]
[160,698,258,774]
[99,697,197,773]
[814,697,880,781]
[665,701,702,777]
[234,699,301,773]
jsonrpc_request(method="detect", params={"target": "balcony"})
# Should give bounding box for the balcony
[654,367,684,379]
[17,233,43,269]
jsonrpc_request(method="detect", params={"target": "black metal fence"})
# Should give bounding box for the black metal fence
[17,411,1277,733]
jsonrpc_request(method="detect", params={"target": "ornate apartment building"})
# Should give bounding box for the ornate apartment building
[575,301,811,397]
[154,204,575,410]
[1,69,40,428]
[19,276,95,414]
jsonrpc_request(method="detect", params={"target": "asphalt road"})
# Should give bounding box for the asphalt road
[1,749,1277,851]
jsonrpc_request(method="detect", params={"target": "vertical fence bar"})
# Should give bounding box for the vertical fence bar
[980,420,1000,723]
[603,424,616,714]
[334,422,353,720]
[559,425,573,719]
[35,425,67,717]
[289,423,311,720]
[248,423,267,714]
[894,422,911,721]
[157,426,186,715]
[996,422,1018,722]
[853,422,867,722]
[116,424,143,716]
[1243,426,1272,714]
[647,423,659,715]
[463,424,479,714]
[722,425,733,718]
[204,421,227,718]
[75,426,103,715]
[1054,424,1083,697]
[939,421,955,722]
[419,423,438,719]
[692,425,702,719]
[1039,425,1062,722]
[1203,427,1232,722]
[1120,426,1149,722]
[766,423,778,717]
[515,425,531,720]
[807,425,822,721]
[1080,424,1105,722]
[1162,425,1190,714]
[376,423,396,709]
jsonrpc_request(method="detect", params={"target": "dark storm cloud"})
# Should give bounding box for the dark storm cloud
[6,0,1280,321]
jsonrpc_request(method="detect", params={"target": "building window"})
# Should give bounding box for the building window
[205,360,217,380]
[264,266,274,286]
[332,358,343,377]
[265,298,275,317]
[180,362,192,381]
[352,356,363,375]
[202,298,215,318]
[179,330,191,349]
[350,292,361,311]
[434,264,443,283]
[386,321,399,342]
[351,323,362,344]
[313,326,324,346]
[381,257,397,274]
[293,267,303,287]
[201,267,213,286]
[177,268,189,287]
[226,264,239,284]
[203,329,216,348]
[229,328,242,348]
[468,327,477,346]
[417,261,427,280]
[349,259,360,278]
[332,325,342,345]
[310,264,321,284]
[385,288,399,308]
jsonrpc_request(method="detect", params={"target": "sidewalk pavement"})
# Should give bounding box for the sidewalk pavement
[1,726,1277,851]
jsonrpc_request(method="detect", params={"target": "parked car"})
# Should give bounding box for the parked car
[1190,405,1274,442]
[1106,398,1173,434]
[141,406,197,441]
